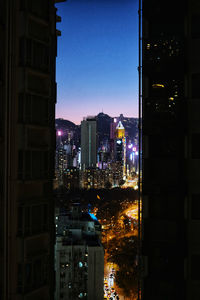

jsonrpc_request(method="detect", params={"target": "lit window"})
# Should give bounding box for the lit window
[152,83,165,88]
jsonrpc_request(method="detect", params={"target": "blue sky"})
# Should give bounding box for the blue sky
[56,0,138,124]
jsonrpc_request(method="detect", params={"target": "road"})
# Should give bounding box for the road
[104,261,122,300]
[104,261,137,300]
[103,202,140,300]
[122,202,140,220]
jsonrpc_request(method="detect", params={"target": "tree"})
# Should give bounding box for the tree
[119,179,125,186]
[105,181,112,189]
[107,236,138,298]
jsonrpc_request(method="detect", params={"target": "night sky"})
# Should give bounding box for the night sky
[56,0,138,124]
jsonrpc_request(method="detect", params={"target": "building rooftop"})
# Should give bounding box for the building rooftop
[116,121,124,130]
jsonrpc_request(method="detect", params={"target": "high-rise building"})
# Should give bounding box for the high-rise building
[115,121,125,139]
[0,1,64,299]
[81,117,97,170]
[55,131,67,187]
[55,204,104,300]
[63,167,80,190]
[115,121,126,177]
[141,0,200,299]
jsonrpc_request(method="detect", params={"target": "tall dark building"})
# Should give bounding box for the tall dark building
[142,0,200,299]
[81,117,97,170]
[0,0,64,299]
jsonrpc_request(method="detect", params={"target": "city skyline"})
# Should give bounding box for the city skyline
[56,110,138,126]
[55,0,138,124]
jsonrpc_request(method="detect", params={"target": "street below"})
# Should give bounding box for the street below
[102,201,139,300]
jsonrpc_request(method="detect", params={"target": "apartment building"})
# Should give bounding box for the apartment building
[55,204,104,300]
[0,0,65,299]
[142,0,200,299]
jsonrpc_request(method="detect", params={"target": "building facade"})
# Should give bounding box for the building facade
[81,117,97,170]
[142,0,200,299]
[63,167,80,190]
[115,121,126,177]
[0,0,64,299]
[55,205,104,300]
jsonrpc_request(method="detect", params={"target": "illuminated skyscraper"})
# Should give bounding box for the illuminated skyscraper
[81,117,97,170]
[141,0,200,299]
[115,121,126,177]
[116,121,125,139]
[0,1,64,299]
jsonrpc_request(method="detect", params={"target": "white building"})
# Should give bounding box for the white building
[55,204,104,300]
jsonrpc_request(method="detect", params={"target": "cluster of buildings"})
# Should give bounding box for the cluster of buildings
[55,115,139,189]
[2,0,200,300]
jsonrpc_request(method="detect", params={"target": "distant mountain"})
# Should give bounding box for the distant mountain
[55,118,80,147]
[119,116,138,140]
[96,113,112,145]
[56,115,138,147]
[55,118,76,130]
